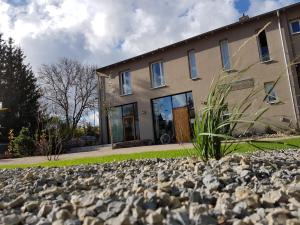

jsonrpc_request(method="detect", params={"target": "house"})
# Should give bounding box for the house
[96,2,300,145]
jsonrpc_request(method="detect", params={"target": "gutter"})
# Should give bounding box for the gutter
[277,10,299,125]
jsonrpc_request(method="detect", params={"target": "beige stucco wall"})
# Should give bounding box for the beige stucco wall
[100,9,300,143]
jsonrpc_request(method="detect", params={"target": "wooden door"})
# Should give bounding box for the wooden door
[172,107,191,143]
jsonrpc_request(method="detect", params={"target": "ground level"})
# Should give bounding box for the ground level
[1,136,300,168]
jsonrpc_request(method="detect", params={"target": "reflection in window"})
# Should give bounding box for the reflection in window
[264,82,278,103]
[290,20,300,34]
[111,107,123,143]
[172,94,187,108]
[120,71,132,95]
[111,103,139,143]
[220,39,231,71]
[152,92,195,144]
[153,97,174,143]
[257,30,270,62]
[188,50,198,79]
[151,61,165,88]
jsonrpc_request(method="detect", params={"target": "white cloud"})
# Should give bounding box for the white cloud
[0,0,298,71]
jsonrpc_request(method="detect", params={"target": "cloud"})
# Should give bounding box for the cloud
[0,0,299,72]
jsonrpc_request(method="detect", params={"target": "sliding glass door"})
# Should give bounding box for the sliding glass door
[152,92,195,144]
[111,102,139,143]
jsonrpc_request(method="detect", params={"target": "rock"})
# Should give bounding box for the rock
[52,219,65,225]
[77,208,95,221]
[38,203,52,217]
[158,181,172,192]
[83,216,104,225]
[235,186,252,201]
[193,213,217,225]
[189,203,209,219]
[266,208,290,225]
[7,195,26,208]
[203,174,220,191]
[22,201,39,212]
[233,201,248,216]
[286,219,300,225]
[175,178,195,189]
[145,211,164,224]
[64,219,81,225]
[261,190,287,205]
[39,187,63,196]
[1,214,22,225]
[24,172,35,180]
[214,193,232,216]
[56,209,72,221]
[107,201,125,215]
[167,208,190,225]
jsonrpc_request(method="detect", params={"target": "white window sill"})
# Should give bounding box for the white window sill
[151,84,167,90]
[267,100,280,105]
[120,93,133,97]
[223,69,235,73]
[291,31,300,35]
[261,59,274,64]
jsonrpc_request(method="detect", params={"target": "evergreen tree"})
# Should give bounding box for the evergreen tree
[0,35,40,142]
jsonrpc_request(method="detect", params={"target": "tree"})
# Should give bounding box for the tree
[39,58,97,138]
[0,35,40,142]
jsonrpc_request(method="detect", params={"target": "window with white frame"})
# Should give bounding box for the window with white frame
[119,70,132,95]
[290,19,300,34]
[219,39,231,71]
[264,82,278,104]
[188,50,198,79]
[150,61,165,88]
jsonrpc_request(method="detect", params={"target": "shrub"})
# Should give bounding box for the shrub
[12,127,35,157]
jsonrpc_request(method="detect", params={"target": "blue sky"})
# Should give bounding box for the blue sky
[235,0,251,13]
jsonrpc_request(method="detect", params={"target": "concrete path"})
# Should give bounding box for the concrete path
[0,143,193,165]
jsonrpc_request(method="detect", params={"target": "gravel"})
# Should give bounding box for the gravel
[0,150,300,225]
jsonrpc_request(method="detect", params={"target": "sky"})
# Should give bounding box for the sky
[1,0,300,73]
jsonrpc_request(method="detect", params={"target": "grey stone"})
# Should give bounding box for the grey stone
[202,174,220,191]
[2,214,22,225]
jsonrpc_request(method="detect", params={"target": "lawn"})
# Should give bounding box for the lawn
[0,137,300,169]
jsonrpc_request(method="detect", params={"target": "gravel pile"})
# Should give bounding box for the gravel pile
[0,150,299,225]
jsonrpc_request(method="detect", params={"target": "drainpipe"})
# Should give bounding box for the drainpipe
[96,71,105,144]
[277,10,299,126]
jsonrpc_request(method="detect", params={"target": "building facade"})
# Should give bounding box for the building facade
[96,3,300,145]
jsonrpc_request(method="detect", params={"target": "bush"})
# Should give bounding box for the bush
[12,127,35,157]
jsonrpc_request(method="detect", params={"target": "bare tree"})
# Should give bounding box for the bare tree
[39,58,97,137]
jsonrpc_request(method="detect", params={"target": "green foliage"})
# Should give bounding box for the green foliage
[11,127,35,157]
[192,24,283,161]
[0,35,40,141]
[1,137,299,169]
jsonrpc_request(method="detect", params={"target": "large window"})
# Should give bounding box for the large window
[119,71,132,95]
[152,92,195,144]
[111,103,139,143]
[150,61,165,88]
[264,82,278,104]
[188,50,198,79]
[257,30,270,62]
[290,20,300,34]
[220,39,231,71]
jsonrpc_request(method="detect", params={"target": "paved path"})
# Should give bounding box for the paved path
[0,143,193,165]
[1,135,299,166]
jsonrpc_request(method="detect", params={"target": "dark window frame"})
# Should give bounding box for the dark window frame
[150,91,194,144]
[111,102,140,142]
[257,29,271,62]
